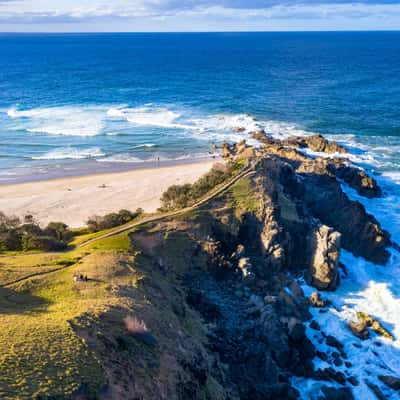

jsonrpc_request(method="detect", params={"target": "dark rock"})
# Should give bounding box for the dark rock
[288,319,306,343]
[186,289,221,321]
[328,161,382,198]
[316,351,328,361]
[333,357,343,367]
[379,375,400,391]
[316,368,346,385]
[132,331,158,346]
[366,380,387,400]
[289,281,305,298]
[310,320,321,331]
[297,159,391,265]
[347,376,359,387]
[321,386,354,400]
[326,335,344,351]
[345,361,352,368]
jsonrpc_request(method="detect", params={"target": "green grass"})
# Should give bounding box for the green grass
[229,177,258,218]
[0,228,139,399]
[277,190,301,223]
[70,214,148,247]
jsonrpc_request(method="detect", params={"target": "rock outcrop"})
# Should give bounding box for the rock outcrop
[87,133,392,399]
[306,225,341,291]
[283,134,348,154]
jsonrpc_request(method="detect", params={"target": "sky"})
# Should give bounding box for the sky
[0,0,399,32]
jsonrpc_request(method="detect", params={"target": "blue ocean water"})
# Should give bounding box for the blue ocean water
[0,32,399,182]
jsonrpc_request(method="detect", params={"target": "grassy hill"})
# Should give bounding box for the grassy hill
[0,229,137,399]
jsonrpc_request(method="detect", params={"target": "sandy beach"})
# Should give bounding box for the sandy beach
[0,160,215,228]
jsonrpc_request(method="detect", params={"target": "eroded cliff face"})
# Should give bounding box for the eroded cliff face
[82,134,392,400]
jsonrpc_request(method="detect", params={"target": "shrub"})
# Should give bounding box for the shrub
[86,208,143,233]
[0,212,73,252]
[160,162,241,211]
[22,235,67,252]
[0,229,22,251]
[45,222,73,242]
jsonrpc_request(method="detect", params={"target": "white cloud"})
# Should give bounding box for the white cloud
[0,0,400,30]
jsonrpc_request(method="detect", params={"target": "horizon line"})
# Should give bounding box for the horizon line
[0,29,400,34]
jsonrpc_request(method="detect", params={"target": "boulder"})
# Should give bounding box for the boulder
[321,386,354,400]
[221,142,234,159]
[287,318,306,343]
[357,312,394,340]
[325,335,344,351]
[310,320,321,331]
[366,381,387,400]
[379,375,400,391]
[309,291,328,307]
[289,281,304,298]
[306,225,341,291]
[348,321,369,340]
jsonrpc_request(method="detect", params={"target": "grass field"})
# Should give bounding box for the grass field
[0,226,138,399]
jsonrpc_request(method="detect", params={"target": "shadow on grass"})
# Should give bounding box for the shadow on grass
[0,286,51,314]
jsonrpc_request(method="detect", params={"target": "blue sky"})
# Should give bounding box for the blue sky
[0,0,399,32]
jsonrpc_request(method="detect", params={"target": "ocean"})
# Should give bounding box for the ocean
[0,32,399,182]
[1,31,400,398]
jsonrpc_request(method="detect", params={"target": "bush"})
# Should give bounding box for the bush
[45,222,73,242]
[22,234,67,252]
[0,212,73,252]
[160,162,240,211]
[0,229,22,251]
[87,208,143,233]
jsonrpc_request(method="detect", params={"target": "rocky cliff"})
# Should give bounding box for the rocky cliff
[85,133,393,399]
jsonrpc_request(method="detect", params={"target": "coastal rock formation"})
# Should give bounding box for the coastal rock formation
[306,225,341,291]
[66,133,393,399]
[326,158,382,198]
[282,134,348,154]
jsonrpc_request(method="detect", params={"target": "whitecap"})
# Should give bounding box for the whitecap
[32,147,105,160]
[132,143,156,149]
[7,105,106,137]
[97,154,144,163]
[107,106,194,130]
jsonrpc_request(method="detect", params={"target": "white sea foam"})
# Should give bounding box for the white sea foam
[97,151,214,164]
[32,147,105,160]
[6,103,320,142]
[7,106,105,136]
[97,154,144,163]
[107,106,193,130]
[132,143,156,148]
[292,155,400,399]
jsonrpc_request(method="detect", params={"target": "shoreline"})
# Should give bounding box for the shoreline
[0,156,218,186]
[0,159,216,228]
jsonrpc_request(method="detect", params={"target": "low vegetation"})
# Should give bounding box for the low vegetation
[160,160,245,211]
[229,177,258,218]
[0,213,73,252]
[0,229,140,399]
[86,208,143,233]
